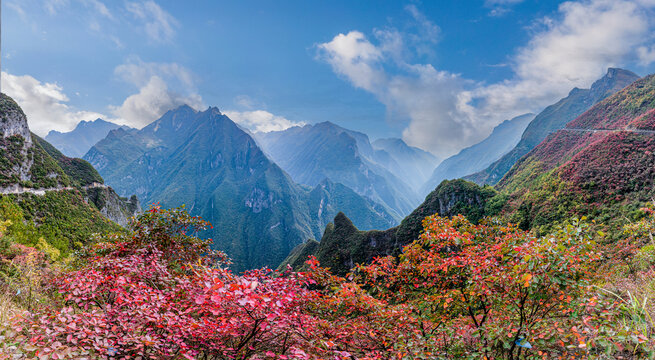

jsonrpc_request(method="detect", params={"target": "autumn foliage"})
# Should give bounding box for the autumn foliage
[2,206,654,359]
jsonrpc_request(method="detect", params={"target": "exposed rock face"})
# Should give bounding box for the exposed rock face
[255,121,422,219]
[85,187,141,227]
[0,94,34,184]
[0,94,32,147]
[85,106,398,272]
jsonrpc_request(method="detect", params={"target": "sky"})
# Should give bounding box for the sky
[3,0,655,157]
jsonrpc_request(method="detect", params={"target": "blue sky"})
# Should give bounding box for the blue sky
[3,0,655,156]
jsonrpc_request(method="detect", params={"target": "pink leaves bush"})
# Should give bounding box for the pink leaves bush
[10,207,320,359]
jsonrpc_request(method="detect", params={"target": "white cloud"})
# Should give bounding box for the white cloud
[638,45,655,66]
[1,59,203,134]
[114,59,196,89]
[110,76,202,128]
[317,31,384,91]
[233,95,260,109]
[405,4,440,49]
[223,110,306,133]
[126,0,178,43]
[318,0,655,157]
[110,60,203,128]
[1,72,105,136]
[7,1,27,18]
[472,0,652,122]
[318,30,475,156]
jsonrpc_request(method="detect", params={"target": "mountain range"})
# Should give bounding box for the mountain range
[467,68,640,185]
[421,113,534,194]
[289,69,655,275]
[255,122,437,218]
[84,107,398,271]
[45,119,127,158]
[29,67,646,274]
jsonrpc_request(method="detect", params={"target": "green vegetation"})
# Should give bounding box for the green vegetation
[25,137,71,189]
[286,179,500,276]
[33,134,103,186]
[0,94,25,120]
[0,192,121,257]
[3,206,655,358]
[85,106,397,272]
[0,135,28,187]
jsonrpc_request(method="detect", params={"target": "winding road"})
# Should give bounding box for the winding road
[562,127,655,135]
[0,182,109,196]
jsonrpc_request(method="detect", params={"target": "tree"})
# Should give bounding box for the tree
[355,215,600,358]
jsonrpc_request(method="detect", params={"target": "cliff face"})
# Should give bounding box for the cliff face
[85,187,141,227]
[0,94,33,146]
[0,95,34,183]
[0,94,70,189]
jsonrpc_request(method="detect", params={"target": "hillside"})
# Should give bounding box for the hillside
[496,74,655,233]
[0,94,139,255]
[85,107,398,271]
[467,68,640,185]
[45,119,127,158]
[255,122,424,218]
[421,113,534,195]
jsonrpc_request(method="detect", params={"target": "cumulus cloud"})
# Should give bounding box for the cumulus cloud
[223,110,306,133]
[110,60,203,128]
[317,31,384,90]
[1,59,203,134]
[638,45,655,66]
[126,0,178,43]
[114,60,196,89]
[318,29,476,156]
[1,72,105,136]
[471,0,652,122]
[317,0,655,157]
[111,77,202,128]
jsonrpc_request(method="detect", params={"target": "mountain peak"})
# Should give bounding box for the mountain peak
[314,121,340,130]
[605,67,636,78]
[206,106,222,116]
[177,104,197,112]
[589,68,640,100]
